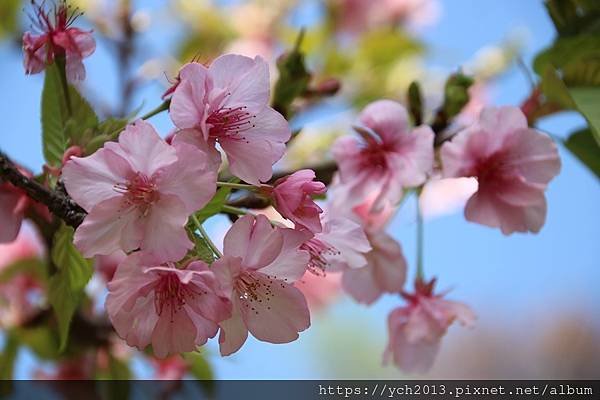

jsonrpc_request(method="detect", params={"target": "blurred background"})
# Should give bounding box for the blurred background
[0,0,599,380]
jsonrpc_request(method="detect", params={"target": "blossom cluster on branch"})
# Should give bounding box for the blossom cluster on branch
[1,0,582,380]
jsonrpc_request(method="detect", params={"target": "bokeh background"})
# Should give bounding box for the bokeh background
[0,0,599,379]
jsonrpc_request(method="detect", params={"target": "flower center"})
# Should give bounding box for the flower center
[153,271,203,322]
[114,173,159,214]
[233,271,278,314]
[301,238,340,276]
[206,103,256,142]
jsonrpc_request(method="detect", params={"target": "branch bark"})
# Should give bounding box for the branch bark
[0,150,86,228]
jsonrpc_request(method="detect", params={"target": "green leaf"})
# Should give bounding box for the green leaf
[565,128,600,178]
[568,87,600,145]
[0,334,19,380]
[41,63,99,166]
[85,117,129,154]
[48,224,93,352]
[540,66,576,108]
[442,72,474,119]
[407,81,423,125]
[192,185,233,224]
[193,236,216,264]
[273,30,311,118]
[41,63,68,166]
[0,0,20,39]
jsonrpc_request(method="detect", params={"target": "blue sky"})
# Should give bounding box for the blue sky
[1,0,598,379]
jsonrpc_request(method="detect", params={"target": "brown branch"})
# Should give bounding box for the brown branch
[0,150,86,228]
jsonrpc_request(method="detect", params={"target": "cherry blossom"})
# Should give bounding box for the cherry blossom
[441,106,561,234]
[62,120,218,261]
[341,231,407,305]
[271,169,327,233]
[211,215,311,356]
[23,1,96,81]
[106,253,232,358]
[384,278,475,373]
[301,209,371,275]
[332,100,434,214]
[169,54,291,184]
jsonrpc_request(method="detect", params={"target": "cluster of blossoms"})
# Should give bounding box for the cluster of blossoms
[0,1,561,376]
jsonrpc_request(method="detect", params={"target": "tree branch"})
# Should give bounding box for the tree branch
[0,150,86,228]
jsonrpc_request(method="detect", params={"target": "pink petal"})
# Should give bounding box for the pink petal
[464,190,547,235]
[208,54,270,113]
[387,124,434,187]
[241,272,310,344]
[223,215,255,259]
[73,197,141,257]
[142,194,194,262]
[258,227,311,282]
[107,120,178,177]
[218,297,249,356]
[341,264,381,304]
[170,63,210,131]
[156,141,218,214]
[242,216,284,270]
[152,307,199,358]
[478,106,528,138]
[358,99,409,143]
[220,107,289,184]
[367,232,407,293]
[62,148,133,211]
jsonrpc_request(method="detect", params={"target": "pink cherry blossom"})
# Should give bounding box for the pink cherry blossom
[332,100,434,214]
[106,253,232,358]
[341,231,407,305]
[23,1,96,81]
[271,169,327,233]
[301,209,371,275]
[169,54,291,184]
[62,120,218,261]
[384,278,475,373]
[0,226,45,327]
[441,106,561,234]
[211,215,311,356]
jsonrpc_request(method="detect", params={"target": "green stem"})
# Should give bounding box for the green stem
[217,182,262,191]
[221,205,249,216]
[141,100,170,120]
[416,193,425,281]
[190,214,222,258]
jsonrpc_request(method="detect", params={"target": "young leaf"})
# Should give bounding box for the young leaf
[273,30,311,118]
[564,128,600,178]
[568,87,600,145]
[48,224,93,352]
[192,185,233,224]
[41,63,67,166]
